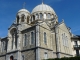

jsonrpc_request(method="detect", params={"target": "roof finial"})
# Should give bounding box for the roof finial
[23,2,26,9]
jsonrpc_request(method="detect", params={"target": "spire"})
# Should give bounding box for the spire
[23,2,26,9]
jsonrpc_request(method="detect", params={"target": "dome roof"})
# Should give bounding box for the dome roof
[32,3,55,14]
[18,9,30,13]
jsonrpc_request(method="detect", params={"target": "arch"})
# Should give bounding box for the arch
[40,13,43,19]
[21,14,25,22]
[10,28,17,49]
[31,31,35,44]
[47,13,51,19]
[22,55,25,60]
[1,41,6,52]
[31,16,33,22]
[24,34,27,46]
[33,15,35,21]
[27,16,30,23]
[52,14,55,18]
[10,28,17,35]
[36,14,39,20]
[17,15,19,24]
[44,13,47,19]
[10,56,14,60]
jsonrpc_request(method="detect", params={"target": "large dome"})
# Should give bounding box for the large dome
[18,9,30,13]
[32,3,55,14]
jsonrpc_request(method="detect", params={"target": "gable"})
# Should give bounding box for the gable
[40,22,51,30]
[58,22,70,34]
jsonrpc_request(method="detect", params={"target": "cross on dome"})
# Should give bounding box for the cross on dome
[23,2,26,9]
[42,0,44,4]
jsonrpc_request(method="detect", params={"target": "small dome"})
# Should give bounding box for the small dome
[32,3,55,14]
[18,9,30,13]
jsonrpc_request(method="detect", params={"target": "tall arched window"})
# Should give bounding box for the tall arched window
[47,13,51,19]
[27,16,30,23]
[17,15,19,24]
[1,41,5,52]
[11,29,17,49]
[44,32,47,44]
[40,13,43,19]
[21,14,25,22]
[36,14,39,20]
[52,14,54,18]
[33,15,35,21]
[10,56,14,60]
[44,52,48,59]
[44,13,46,19]
[15,31,17,48]
[31,31,35,44]
[22,55,25,60]
[24,34,27,46]
[12,33,14,49]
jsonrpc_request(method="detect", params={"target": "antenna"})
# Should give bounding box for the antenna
[23,2,26,9]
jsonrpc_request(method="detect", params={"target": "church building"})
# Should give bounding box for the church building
[0,2,74,60]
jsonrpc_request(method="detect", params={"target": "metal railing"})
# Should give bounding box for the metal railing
[73,45,80,50]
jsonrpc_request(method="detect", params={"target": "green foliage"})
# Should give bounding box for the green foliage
[47,56,80,60]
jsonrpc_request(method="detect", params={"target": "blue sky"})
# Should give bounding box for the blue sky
[0,0,80,37]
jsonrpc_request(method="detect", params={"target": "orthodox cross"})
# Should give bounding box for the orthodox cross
[23,2,26,9]
[42,0,44,4]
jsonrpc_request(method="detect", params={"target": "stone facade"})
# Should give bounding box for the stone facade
[0,2,77,60]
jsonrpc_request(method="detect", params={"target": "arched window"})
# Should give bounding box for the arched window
[1,41,5,52]
[44,52,48,59]
[47,13,51,19]
[27,16,30,23]
[31,16,33,22]
[52,14,54,18]
[23,34,28,47]
[40,13,43,19]
[24,34,27,46]
[31,31,35,44]
[10,56,14,60]
[21,14,25,22]
[17,15,19,24]
[33,15,35,21]
[44,32,47,44]
[22,55,25,60]
[11,29,17,49]
[44,13,46,19]
[12,34,14,49]
[36,14,39,20]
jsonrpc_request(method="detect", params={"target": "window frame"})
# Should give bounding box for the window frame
[23,33,28,47]
[21,14,25,22]
[40,13,43,20]
[22,55,25,60]
[30,31,35,45]
[36,14,39,20]
[43,32,47,45]
[47,13,51,19]
[44,52,48,59]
